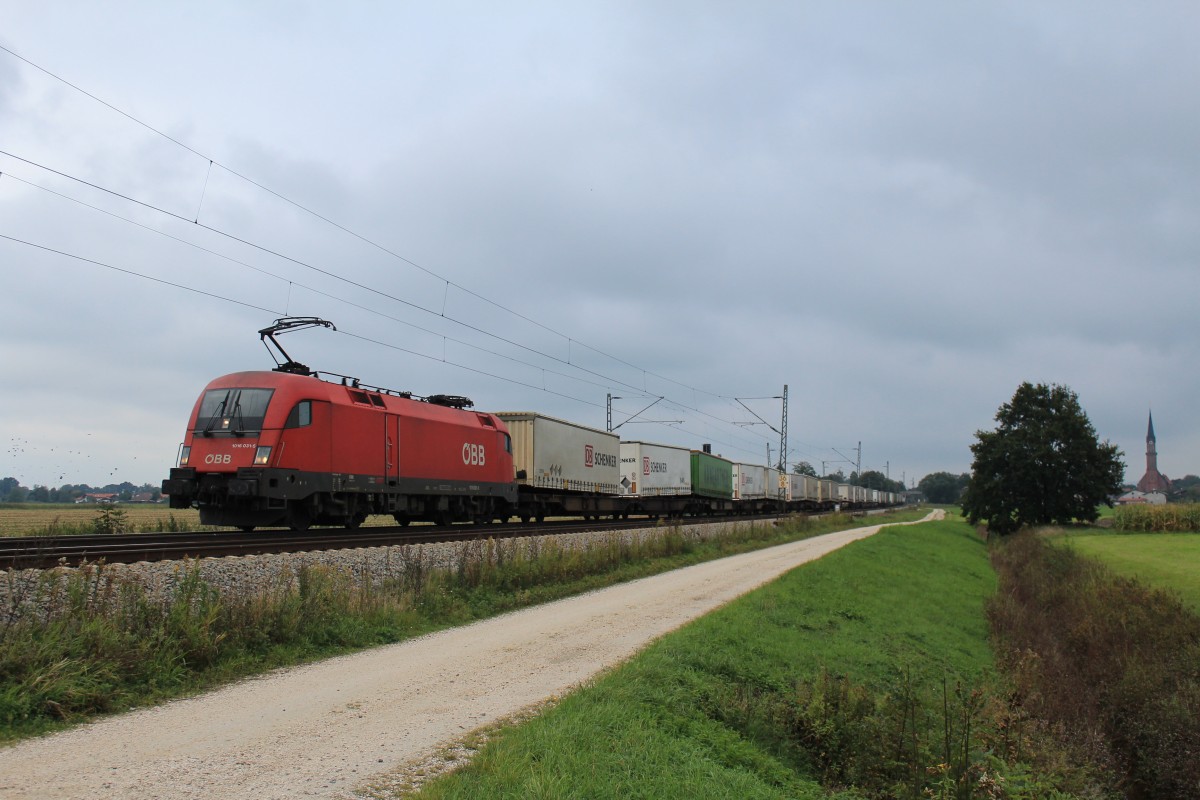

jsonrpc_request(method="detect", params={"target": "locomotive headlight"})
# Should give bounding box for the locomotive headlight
[179,446,191,467]
[253,446,272,466]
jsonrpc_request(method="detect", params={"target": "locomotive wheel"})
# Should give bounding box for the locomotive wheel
[346,513,367,530]
[288,507,312,531]
[519,514,531,523]
[239,525,255,533]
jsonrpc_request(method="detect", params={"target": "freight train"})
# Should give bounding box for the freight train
[162,320,901,530]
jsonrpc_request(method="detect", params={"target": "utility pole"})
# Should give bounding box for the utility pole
[606,393,676,433]
[856,441,862,476]
[779,384,788,473]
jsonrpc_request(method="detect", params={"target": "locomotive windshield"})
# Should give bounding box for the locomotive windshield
[195,388,275,435]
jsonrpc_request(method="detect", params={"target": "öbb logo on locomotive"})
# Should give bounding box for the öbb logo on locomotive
[462,442,486,466]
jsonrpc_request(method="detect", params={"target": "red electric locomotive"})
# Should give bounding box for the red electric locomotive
[162,320,517,530]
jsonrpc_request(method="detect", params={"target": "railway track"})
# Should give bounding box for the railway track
[0,515,775,570]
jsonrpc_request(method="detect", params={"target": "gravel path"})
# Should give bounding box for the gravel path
[0,511,941,799]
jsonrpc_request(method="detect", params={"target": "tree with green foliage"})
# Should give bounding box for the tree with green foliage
[918,471,970,503]
[856,470,905,494]
[962,382,1124,535]
[0,476,20,501]
[792,461,817,476]
[1170,474,1200,503]
[93,503,129,534]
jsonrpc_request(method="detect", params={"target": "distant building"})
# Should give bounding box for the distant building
[1135,411,1171,494]
[77,493,118,504]
[1116,490,1167,506]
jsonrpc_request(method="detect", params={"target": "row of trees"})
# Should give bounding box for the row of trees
[790,462,906,495]
[915,472,970,503]
[0,477,162,504]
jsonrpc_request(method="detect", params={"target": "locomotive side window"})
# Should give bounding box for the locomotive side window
[195,388,274,435]
[505,433,512,454]
[285,401,312,429]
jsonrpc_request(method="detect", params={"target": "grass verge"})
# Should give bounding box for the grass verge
[0,510,920,743]
[1062,532,1200,612]
[409,516,1082,799]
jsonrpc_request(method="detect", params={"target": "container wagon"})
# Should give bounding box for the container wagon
[494,412,621,521]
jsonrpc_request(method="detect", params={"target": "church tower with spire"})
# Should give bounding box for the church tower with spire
[1136,411,1171,494]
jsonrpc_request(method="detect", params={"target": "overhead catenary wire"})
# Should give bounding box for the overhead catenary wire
[0,43,843,464]
[0,41,722,404]
[0,170,634,397]
[0,38,772,427]
[0,152,770,445]
[0,225,770,460]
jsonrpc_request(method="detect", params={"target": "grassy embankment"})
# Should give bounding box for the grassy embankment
[408,517,1079,800]
[0,509,922,743]
[989,532,1200,798]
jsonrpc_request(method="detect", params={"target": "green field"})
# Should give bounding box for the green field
[411,517,1046,799]
[1065,532,1200,612]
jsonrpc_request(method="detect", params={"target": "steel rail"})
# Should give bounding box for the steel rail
[1,515,779,570]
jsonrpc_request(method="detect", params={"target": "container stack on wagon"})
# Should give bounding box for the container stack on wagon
[494,412,621,521]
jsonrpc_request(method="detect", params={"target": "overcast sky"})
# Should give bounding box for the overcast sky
[2,2,1197,491]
